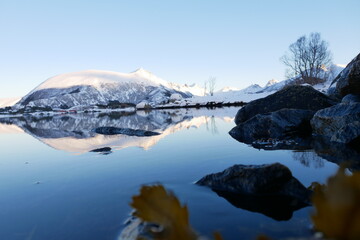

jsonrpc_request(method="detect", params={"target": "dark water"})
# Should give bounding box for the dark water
[0,108,339,240]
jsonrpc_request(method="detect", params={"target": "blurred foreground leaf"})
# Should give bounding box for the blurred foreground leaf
[312,166,360,240]
[130,185,198,240]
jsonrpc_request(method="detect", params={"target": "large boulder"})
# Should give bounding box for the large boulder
[196,163,312,221]
[229,109,314,143]
[310,102,360,144]
[331,53,360,98]
[196,163,312,204]
[235,85,336,125]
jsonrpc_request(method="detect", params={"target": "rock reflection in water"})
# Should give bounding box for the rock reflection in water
[196,163,312,221]
[230,133,360,170]
[214,190,309,221]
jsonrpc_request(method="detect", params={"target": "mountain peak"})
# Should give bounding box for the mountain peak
[132,67,152,75]
[265,79,279,88]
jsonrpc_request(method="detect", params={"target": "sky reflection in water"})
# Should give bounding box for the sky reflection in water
[0,108,339,240]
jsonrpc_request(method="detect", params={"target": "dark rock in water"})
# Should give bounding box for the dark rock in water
[331,53,360,98]
[229,109,314,143]
[311,102,360,144]
[214,190,309,221]
[331,121,360,144]
[342,94,360,104]
[235,85,336,125]
[94,127,160,136]
[196,163,312,221]
[196,163,312,204]
[90,147,112,155]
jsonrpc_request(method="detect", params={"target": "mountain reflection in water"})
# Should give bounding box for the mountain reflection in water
[0,109,235,154]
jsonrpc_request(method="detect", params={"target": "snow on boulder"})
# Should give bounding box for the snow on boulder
[136,101,151,109]
[170,93,182,101]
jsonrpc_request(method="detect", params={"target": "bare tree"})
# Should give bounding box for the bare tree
[203,80,208,96]
[208,76,216,96]
[281,32,332,85]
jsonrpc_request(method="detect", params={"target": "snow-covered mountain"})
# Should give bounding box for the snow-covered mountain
[173,64,346,106]
[265,79,279,88]
[168,83,205,96]
[14,68,193,109]
[215,84,261,96]
[258,64,345,94]
[6,64,346,111]
[239,84,263,94]
[217,87,240,93]
[0,97,21,108]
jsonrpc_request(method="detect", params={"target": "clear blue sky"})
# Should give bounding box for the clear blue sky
[0,0,359,98]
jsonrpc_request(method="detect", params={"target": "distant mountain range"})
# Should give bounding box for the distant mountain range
[0,64,345,110]
[217,64,345,95]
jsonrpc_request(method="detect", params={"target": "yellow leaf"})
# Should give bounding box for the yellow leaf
[256,235,272,240]
[213,232,224,240]
[130,185,198,240]
[312,166,360,240]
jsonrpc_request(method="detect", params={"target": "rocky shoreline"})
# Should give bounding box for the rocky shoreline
[194,53,360,237]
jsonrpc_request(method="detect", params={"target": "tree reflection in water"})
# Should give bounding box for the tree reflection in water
[292,150,325,168]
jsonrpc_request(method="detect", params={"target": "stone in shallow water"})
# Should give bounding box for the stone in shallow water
[234,85,336,125]
[311,102,360,144]
[196,163,312,220]
[229,108,314,144]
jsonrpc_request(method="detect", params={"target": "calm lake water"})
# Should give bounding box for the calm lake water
[0,108,339,240]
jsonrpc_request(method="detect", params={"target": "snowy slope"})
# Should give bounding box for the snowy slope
[168,83,205,96]
[265,79,279,88]
[0,97,21,108]
[15,68,192,109]
[217,87,240,93]
[239,84,263,94]
[10,63,345,110]
[167,64,346,106]
[259,64,345,93]
[313,64,346,93]
[0,123,24,134]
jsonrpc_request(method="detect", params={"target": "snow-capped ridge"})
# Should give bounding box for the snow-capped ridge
[32,69,168,93]
[16,69,192,109]
[0,97,21,108]
[217,87,240,93]
[265,79,279,88]
[241,84,262,94]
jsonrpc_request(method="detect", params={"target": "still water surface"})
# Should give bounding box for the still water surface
[0,108,339,240]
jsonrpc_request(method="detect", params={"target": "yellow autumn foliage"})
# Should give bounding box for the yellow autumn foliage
[312,166,360,240]
[130,185,199,240]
